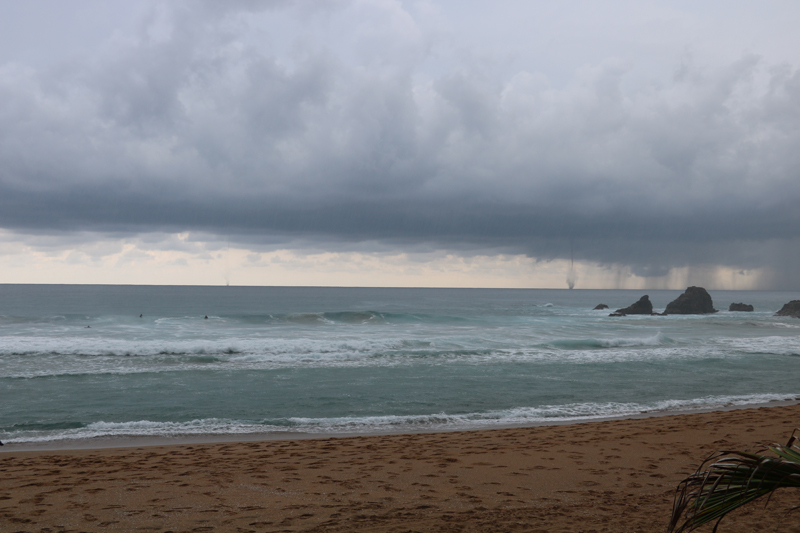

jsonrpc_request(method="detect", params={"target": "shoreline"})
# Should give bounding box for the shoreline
[4,398,798,453]
[3,403,800,532]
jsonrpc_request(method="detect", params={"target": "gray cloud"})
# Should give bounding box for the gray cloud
[2,1,800,287]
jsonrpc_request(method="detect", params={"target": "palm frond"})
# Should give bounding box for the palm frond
[668,429,800,533]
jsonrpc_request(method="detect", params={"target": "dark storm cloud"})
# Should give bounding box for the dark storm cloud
[2,1,800,286]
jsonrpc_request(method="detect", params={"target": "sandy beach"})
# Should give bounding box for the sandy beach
[3,404,800,532]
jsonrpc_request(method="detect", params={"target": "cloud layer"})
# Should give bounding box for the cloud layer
[2,1,800,287]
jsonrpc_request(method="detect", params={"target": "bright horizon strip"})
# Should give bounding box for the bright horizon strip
[0,231,767,289]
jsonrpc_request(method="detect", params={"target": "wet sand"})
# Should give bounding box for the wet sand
[3,404,800,532]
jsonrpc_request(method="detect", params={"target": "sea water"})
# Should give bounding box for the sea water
[1,285,799,446]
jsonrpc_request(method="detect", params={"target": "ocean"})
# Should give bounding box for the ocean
[1,285,799,447]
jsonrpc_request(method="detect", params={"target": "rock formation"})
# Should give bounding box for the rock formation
[729,303,754,312]
[610,295,653,316]
[593,304,609,310]
[775,301,800,318]
[664,287,717,315]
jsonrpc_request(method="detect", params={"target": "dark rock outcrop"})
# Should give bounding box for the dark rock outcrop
[593,304,609,310]
[664,286,717,315]
[775,301,800,318]
[611,295,653,316]
[729,302,754,312]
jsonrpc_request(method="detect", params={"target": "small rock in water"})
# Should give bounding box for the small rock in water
[611,295,653,316]
[593,304,609,310]
[775,301,800,318]
[729,302,754,312]
[664,287,717,315]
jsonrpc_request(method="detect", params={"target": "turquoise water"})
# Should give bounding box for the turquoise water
[1,285,799,444]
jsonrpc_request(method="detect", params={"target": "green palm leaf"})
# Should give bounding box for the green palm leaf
[668,429,800,532]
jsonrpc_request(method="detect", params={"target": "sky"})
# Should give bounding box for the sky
[1,0,799,289]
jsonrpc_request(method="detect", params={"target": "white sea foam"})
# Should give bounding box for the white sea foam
[718,335,800,356]
[4,392,796,444]
[4,326,788,378]
[0,347,727,378]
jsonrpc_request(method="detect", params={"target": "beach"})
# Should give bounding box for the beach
[3,404,800,532]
